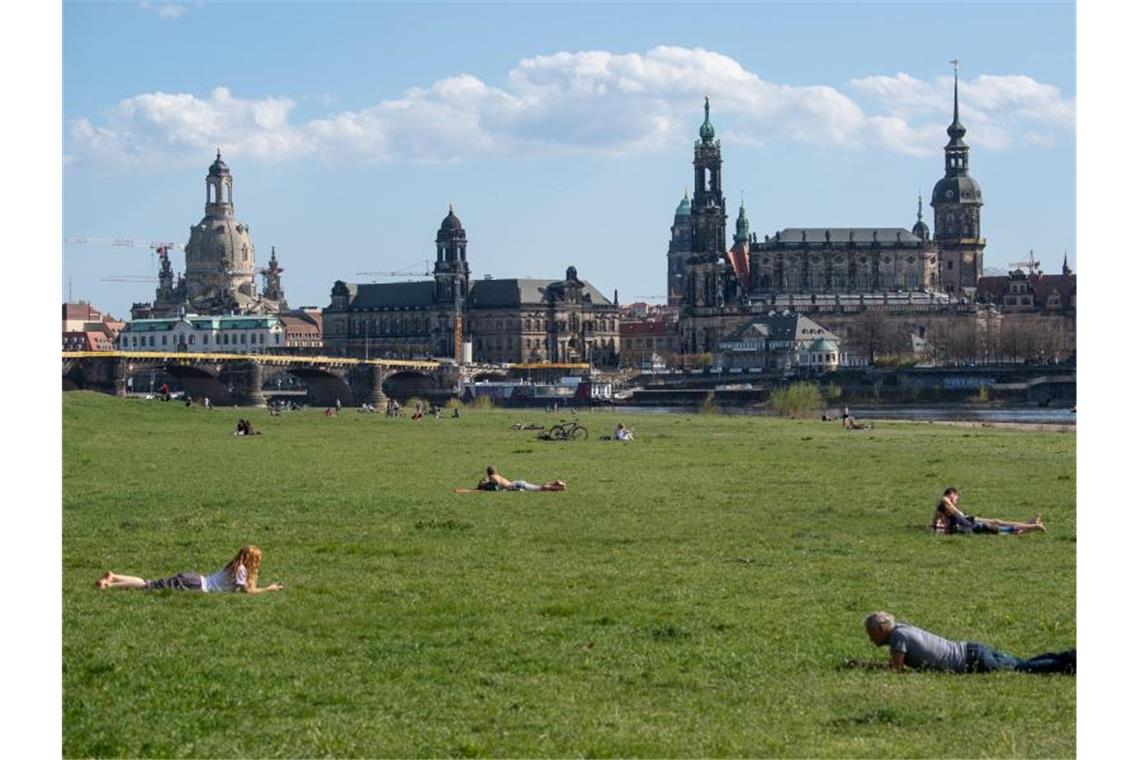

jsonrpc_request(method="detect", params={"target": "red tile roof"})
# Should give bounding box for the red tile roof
[976,271,1075,310]
[726,244,749,284]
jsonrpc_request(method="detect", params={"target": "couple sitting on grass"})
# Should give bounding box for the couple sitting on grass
[859,611,1075,674]
[453,465,566,493]
[930,486,1046,535]
[95,545,283,594]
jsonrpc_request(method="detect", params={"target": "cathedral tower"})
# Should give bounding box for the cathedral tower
[691,97,727,261]
[931,62,985,296]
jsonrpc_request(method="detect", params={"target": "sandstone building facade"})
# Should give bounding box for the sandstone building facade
[669,67,1006,358]
[323,208,620,366]
[131,152,289,320]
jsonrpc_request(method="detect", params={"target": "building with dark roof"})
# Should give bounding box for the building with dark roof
[975,258,1075,313]
[716,313,841,372]
[323,209,620,365]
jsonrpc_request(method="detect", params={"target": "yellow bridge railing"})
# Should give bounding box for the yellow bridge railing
[61,351,442,371]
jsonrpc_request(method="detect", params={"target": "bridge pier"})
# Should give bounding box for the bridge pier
[111,358,128,398]
[351,364,389,408]
[231,361,266,407]
[75,356,128,397]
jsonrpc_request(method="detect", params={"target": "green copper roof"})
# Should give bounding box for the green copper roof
[809,338,838,352]
[735,198,749,241]
[699,96,715,142]
[675,188,691,216]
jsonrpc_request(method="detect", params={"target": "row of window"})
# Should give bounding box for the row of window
[351,317,429,334]
[348,315,620,335]
[468,317,619,333]
[754,273,934,290]
[758,255,929,266]
[120,332,282,348]
[473,336,618,353]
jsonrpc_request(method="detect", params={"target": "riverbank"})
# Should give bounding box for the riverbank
[606,403,1075,426]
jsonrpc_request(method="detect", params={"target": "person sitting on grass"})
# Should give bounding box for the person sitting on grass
[95,545,283,594]
[453,465,567,493]
[931,487,1046,535]
[858,611,1075,674]
[614,423,635,441]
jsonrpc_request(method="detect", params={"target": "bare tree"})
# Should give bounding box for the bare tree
[849,310,889,364]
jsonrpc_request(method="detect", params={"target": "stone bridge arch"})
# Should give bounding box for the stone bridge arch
[470,370,511,383]
[380,368,458,404]
[160,363,233,405]
[63,353,457,408]
[276,366,353,407]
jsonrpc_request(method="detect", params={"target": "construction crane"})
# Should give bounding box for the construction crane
[65,236,184,252]
[67,236,185,286]
[100,275,158,283]
[1007,250,1042,272]
[354,260,431,281]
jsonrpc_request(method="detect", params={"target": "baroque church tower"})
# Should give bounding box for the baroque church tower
[931,63,985,296]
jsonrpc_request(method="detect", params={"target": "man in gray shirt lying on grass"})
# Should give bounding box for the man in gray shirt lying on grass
[862,611,1075,674]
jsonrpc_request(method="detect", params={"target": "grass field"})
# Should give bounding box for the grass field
[62,392,1076,757]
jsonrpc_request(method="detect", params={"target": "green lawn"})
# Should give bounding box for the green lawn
[63,392,1076,757]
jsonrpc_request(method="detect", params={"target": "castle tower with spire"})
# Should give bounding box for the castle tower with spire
[666,187,693,306]
[931,61,985,296]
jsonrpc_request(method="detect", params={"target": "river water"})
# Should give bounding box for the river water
[607,404,1075,425]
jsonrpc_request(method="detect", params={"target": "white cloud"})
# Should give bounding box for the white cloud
[137,2,193,20]
[850,72,1074,155]
[69,87,311,168]
[67,46,1074,169]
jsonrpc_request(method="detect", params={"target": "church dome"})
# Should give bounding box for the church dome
[912,219,930,240]
[438,205,464,235]
[208,149,230,177]
[932,174,983,205]
[675,192,691,217]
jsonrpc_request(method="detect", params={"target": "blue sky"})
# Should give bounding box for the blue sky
[62,1,1075,318]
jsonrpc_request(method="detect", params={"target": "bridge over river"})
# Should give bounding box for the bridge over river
[62,351,464,407]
